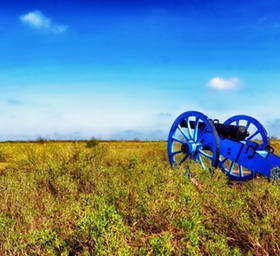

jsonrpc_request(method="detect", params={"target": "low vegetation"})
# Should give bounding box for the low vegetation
[0,141,280,255]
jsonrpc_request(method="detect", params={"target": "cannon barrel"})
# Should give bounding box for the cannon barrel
[213,123,249,140]
[180,120,249,141]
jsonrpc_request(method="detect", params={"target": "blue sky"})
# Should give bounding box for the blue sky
[1,0,280,140]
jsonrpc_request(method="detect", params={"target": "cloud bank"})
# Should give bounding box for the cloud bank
[20,11,68,33]
[0,91,280,141]
[0,92,175,141]
[207,77,242,90]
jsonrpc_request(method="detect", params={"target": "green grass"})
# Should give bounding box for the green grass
[0,141,279,255]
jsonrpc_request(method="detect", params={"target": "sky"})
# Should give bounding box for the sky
[1,0,280,140]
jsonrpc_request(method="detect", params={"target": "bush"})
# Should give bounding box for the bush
[149,232,174,255]
[72,201,131,255]
[36,137,48,144]
[86,137,100,148]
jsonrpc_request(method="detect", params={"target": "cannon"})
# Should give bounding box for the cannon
[167,111,280,181]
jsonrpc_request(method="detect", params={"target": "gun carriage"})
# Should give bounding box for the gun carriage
[167,111,280,181]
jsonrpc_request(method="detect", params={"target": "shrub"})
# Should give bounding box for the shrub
[36,137,48,144]
[73,202,131,255]
[149,232,174,255]
[86,137,100,148]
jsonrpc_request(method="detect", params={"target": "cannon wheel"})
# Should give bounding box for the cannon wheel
[220,115,270,181]
[168,111,220,170]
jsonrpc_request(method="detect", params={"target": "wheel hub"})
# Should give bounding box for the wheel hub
[181,144,189,154]
[181,141,197,155]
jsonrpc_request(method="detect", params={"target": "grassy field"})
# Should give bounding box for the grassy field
[0,140,280,255]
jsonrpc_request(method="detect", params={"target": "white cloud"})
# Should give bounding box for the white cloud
[20,10,68,33]
[207,77,242,90]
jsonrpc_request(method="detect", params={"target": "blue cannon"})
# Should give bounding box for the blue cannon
[167,111,280,181]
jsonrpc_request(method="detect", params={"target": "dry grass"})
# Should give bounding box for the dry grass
[0,141,279,255]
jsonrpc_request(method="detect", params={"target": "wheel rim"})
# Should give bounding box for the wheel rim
[220,115,269,181]
[167,111,220,169]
